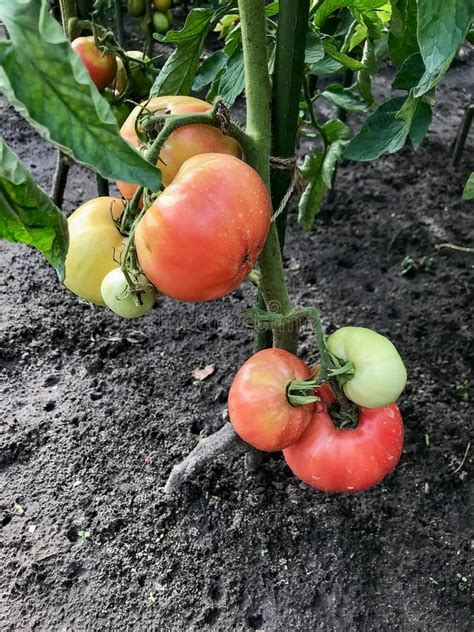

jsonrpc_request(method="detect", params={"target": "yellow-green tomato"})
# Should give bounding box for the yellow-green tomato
[153,0,171,10]
[326,326,407,408]
[64,197,124,305]
[101,268,157,318]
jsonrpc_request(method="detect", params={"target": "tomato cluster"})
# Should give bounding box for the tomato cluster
[127,0,173,34]
[64,94,270,316]
[228,329,407,493]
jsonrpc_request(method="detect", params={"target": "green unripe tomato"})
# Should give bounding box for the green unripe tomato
[101,268,158,319]
[166,9,173,25]
[153,11,169,33]
[115,51,154,98]
[127,0,146,17]
[327,326,407,408]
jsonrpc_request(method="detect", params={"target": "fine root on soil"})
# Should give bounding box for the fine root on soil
[164,422,246,494]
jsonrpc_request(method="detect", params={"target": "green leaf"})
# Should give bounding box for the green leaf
[392,52,425,90]
[414,0,473,97]
[193,50,228,92]
[0,140,68,280]
[151,8,213,96]
[217,47,245,107]
[322,119,350,142]
[298,151,326,230]
[323,41,366,71]
[314,0,387,28]
[409,101,432,149]
[321,84,370,111]
[349,23,368,51]
[462,173,474,200]
[305,28,325,64]
[310,56,343,76]
[346,92,429,159]
[265,1,280,17]
[322,140,348,188]
[388,0,418,68]
[344,96,410,160]
[0,0,161,190]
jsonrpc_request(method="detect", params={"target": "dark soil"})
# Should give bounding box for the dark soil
[1,38,473,631]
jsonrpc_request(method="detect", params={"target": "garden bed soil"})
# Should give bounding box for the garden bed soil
[1,44,473,631]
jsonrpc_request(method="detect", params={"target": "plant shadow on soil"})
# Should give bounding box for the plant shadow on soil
[0,37,473,632]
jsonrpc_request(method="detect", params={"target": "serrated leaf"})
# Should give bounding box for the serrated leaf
[0,0,161,190]
[462,173,474,200]
[0,140,68,280]
[323,41,366,71]
[298,151,326,230]
[193,50,228,92]
[305,28,325,64]
[344,96,409,160]
[392,52,425,91]
[314,0,387,28]
[322,140,348,188]
[151,8,213,96]
[217,46,245,107]
[388,0,418,68]
[414,0,472,97]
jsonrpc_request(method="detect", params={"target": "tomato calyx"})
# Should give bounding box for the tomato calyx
[327,402,360,430]
[286,379,320,407]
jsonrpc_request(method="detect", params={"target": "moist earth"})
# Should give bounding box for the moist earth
[0,33,473,632]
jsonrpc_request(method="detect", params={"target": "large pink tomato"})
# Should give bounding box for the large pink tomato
[228,349,314,451]
[117,96,241,197]
[134,153,271,301]
[283,384,404,492]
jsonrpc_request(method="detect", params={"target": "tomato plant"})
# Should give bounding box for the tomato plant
[71,36,117,91]
[283,384,404,493]
[134,153,271,301]
[326,327,407,408]
[64,197,125,305]
[1,0,469,496]
[101,268,157,318]
[117,95,241,198]
[228,349,314,451]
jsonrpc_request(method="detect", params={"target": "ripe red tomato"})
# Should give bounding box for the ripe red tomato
[135,153,271,301]
[228,349,314,451]
[283,384,404,492]
[72,36,117,91]
[117,96,241,197]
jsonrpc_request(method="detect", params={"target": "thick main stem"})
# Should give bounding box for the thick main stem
[239,0,295,352]
[272,0,310,251]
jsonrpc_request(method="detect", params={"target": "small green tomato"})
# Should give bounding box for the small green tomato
[152,11,169,33]
[101,268,157,319]
[327,326,407,408]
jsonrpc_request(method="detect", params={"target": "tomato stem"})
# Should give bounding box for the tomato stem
[238,0,297,352]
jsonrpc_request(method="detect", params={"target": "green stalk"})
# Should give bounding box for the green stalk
[238,0,295,352]
[272,0,310,251]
